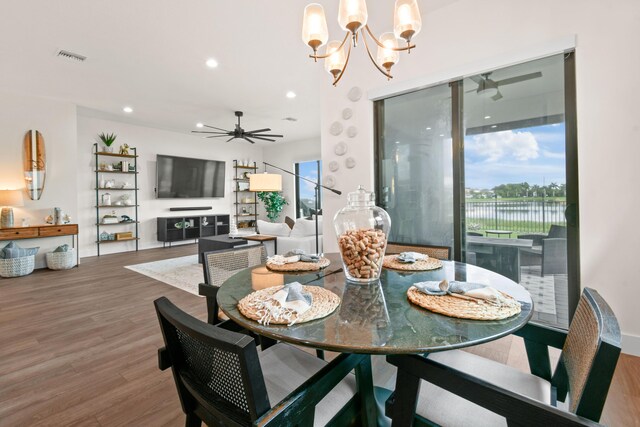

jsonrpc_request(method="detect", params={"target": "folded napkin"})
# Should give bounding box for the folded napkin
[414,279,511,306]
[267,254,301,265]
[284,249,321,263]
[396,251,428,263]
[255,282,313,325]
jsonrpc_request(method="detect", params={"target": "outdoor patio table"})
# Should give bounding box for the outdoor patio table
[485,229,514,238]
[217,252,533,426]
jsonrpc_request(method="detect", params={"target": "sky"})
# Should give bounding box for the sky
[297,160,321,201]
[464,123,566,190]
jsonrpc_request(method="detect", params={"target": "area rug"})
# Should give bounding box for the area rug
[125,255,203,296]
[519,266,557,315]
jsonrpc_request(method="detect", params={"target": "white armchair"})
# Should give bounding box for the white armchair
[257,218,323,256]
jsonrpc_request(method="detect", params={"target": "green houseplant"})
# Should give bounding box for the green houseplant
[98,132,117,152]
[257,192,288,222]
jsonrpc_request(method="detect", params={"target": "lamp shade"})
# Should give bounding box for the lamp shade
[302,3,329,51]
[394,0,422,42]
[324,40,347,77]
[338,0,368,33]
[0,190,24,207]
[249,173,282,192]
[376,32,400,72]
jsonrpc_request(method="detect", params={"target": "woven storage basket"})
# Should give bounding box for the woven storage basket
[46,249,77,270]
[0,255,36,278]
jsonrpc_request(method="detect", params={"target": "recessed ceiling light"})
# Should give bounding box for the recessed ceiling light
[196,123,204,128]
[439,134,444,137]
[123,106,133,113]
[395,141,400,144]
[426,127,431,130]
[206,58,219,68]
[484,115,491,119]
[491,125,497,128]
[286,91,297,99]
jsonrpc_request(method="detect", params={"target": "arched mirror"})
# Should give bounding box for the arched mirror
[23,130,46,200]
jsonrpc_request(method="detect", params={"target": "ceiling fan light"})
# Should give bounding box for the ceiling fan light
[324,40,346,78]
[376,32,400,72]
[477,79,499,98]
[302,4,329,52]
[394,0,421,42]
[338,0,368,33]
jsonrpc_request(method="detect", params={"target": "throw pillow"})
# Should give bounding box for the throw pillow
[257,219,291,237]
[54,244,70,253]
[284,216,296,230]
[290,218,321,238]
[1,241,39,259]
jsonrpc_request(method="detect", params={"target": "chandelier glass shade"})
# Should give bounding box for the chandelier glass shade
[302,0,422,85]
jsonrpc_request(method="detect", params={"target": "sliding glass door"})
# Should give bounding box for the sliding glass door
[375,53,579,328]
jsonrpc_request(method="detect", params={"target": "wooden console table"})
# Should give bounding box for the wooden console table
[0,224,79,266]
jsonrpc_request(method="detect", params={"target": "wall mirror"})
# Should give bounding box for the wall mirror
[23,130,46,200]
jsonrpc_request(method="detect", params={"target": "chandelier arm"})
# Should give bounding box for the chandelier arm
[309,32,350,60]
[363,25,416,51]
[332,38,353,87]
[361,28,393,79]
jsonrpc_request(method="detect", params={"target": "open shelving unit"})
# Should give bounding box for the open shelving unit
[94,143,139,256]
[233,160,258,232]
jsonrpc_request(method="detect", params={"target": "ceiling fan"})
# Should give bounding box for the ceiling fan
[467,71,543,101]
[192,111,283,144]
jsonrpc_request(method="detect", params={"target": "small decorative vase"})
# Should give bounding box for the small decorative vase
[333,186,391,283]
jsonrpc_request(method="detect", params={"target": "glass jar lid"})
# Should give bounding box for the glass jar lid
[347,185,375,207]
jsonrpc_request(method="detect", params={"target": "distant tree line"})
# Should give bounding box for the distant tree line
[467,182,566,198]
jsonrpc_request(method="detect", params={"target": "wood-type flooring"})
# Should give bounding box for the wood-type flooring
[0,245,637,426]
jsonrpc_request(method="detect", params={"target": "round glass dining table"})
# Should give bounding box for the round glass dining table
[217,253,533,355]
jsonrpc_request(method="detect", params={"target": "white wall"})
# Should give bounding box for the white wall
[77,115,263,256]
[262,138,321,220]
[0,91,78,268]
[319,0,640,353]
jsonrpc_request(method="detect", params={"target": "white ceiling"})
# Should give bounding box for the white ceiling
[0,0,461,144]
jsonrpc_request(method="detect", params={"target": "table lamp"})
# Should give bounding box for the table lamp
[0,190,25,228]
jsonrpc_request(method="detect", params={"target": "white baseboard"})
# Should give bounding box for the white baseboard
[622,333,640,356]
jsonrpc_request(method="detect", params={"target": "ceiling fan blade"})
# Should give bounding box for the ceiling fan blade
[496,72,542,87]
[244,128,271,134]
[248,133,283,138]
[226,136,236,142]
[192,130,229,134]
[249,136,276,142]
[491,91,503,101]
[203,125,231,132]
[469,75,484,84]
[243,136,257,144]
[205,135,231,138]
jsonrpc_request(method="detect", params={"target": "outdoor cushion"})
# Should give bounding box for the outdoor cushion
[1,242,39,259]
[257,219,291,237]
[290,218,322,238]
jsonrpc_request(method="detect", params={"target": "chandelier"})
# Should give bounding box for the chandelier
[302,0,422,86]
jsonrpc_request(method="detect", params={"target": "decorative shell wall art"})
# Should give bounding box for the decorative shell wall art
[342,108,353,120]
[346,126,358,138]
[347,86,363,102]
[329,160,340,172]
[329,121,343,136]
[345,157,356,169]
[324,175,336,188]
[334,141,348,156]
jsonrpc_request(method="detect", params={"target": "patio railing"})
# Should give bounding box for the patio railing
[465,200,566,234]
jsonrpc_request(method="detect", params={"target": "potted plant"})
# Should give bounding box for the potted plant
[98,132,117,153]
[257,192,288,222]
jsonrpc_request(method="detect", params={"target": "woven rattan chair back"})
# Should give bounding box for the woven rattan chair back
[154,297,270,425]
[552,288,621,421]
[203,245,266,286]
[385,242,451,260]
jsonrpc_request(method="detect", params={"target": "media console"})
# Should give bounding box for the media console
[157,214,230,247]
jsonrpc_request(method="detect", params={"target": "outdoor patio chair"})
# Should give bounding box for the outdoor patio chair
[385,242,451,260]
[155,297,365,426]
[385,287,620,426]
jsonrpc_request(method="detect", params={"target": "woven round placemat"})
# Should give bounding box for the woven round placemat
[383,255,443,271]
[238,285,340,325]
[266,257,330,272]
[407,286,521,320]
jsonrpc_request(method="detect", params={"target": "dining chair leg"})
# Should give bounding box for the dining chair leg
[390,369,421,427]
[355,355,377,427]
[185,412,201,427]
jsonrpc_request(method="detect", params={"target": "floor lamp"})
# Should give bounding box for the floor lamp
[249,162,341,254]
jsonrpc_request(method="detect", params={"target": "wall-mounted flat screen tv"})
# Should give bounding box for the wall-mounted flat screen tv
[156,155,225,198]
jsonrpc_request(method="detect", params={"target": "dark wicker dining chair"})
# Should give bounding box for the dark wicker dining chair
[385,242,451,260]
[155,297,366,427]
[385,288,620,426]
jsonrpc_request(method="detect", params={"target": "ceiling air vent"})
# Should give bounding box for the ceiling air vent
[56,50,87,62]
[282,117,298,122]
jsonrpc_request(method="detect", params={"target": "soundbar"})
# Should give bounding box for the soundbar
[169,206,212,211]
